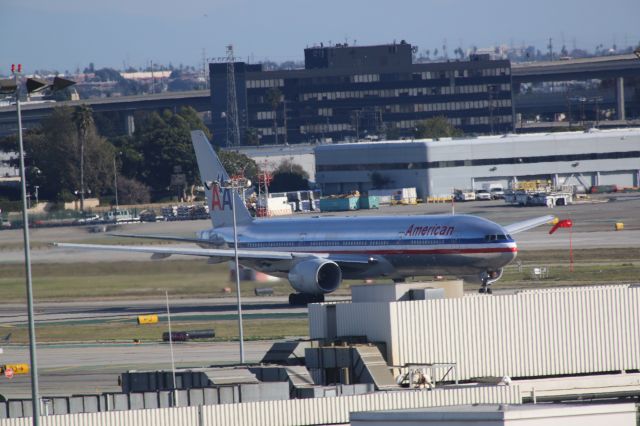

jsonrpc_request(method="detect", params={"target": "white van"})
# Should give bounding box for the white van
[103,209,138,223]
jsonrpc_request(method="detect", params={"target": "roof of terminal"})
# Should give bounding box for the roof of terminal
[315,127,640,152]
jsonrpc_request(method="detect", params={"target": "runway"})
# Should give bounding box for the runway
[0,297,314,327]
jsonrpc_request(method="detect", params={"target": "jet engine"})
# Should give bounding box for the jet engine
[288,259,342,295]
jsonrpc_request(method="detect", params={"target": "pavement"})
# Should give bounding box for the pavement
[0,340,274,398]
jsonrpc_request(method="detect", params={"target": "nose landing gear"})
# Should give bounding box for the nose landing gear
[478,269,503,295]
[479,280,493,294]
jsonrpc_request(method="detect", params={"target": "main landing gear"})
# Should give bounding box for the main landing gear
[288,293,325,306]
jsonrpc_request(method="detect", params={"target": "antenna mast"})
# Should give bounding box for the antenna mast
[226,44,241,147]
[202,48,209,90]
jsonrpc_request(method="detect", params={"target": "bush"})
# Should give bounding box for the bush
[0,198,22,213]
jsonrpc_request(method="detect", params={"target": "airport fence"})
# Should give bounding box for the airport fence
[0,385,520,426]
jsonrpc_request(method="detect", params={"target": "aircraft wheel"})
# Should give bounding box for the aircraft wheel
[486,287,493,295]
[478,287,487,294]
[288,293,325,306]
[288,293,304,306]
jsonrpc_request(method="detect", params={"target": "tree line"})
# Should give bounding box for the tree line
[0,107,461,209]
[0,106,259,208]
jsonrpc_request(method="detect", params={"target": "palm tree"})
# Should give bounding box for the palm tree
[264,88,282,144]
[73,105,94,211]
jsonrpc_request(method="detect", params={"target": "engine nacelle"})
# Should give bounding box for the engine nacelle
[288,259,342,295]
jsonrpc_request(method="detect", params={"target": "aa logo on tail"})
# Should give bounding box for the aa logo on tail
[208,174,233,211]
[211,186,233,210]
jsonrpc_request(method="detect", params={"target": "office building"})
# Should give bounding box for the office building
[210,42,514,146]
[314,128,640,197]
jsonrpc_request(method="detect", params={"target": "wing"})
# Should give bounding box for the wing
[504,215,555,235]
[53,243,373,266]
[109,233,220,245]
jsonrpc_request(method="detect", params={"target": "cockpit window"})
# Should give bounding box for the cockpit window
[485,234,509,242]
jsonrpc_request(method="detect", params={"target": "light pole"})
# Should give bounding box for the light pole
[1,67,75,426]
[215,177,251,364]
[14,67,40,426]
[113,152,121,212]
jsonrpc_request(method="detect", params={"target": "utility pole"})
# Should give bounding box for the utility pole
[113,154,119,212]
[80,133,85,211]
[226,45,241,147]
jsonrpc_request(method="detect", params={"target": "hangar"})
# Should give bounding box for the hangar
[314,128,640,198]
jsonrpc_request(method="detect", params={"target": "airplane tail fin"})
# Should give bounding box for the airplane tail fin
[191,130,253,228]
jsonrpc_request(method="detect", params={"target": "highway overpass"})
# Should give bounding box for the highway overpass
[512,53,640,121]
[0,90,210,137]
[0,54,638,138]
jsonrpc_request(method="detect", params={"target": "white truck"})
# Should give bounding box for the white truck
[482,183,505,199]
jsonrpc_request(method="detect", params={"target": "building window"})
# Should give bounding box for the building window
[256,111,276,120]
[351,74,380,83]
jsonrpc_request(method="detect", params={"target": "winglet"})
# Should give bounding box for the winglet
[504,215,555,235]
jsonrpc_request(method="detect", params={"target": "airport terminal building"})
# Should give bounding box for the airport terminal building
[314,128,640,197]
[210,42,513,145]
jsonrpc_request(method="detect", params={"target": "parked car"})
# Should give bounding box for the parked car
[490,187,505,199]
[139,209,157,222]
[475,189,492,201]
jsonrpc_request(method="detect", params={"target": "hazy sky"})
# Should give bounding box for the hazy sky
[2,0,639,74]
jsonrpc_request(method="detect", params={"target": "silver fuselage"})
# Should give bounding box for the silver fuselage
[197,214,517,280]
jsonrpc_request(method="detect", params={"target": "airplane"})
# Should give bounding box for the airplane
[56,130,554,305]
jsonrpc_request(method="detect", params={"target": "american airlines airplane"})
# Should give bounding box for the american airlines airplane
[56,131,554,304]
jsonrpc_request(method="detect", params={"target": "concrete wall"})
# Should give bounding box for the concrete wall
[0,384,288,419]
[311,285,640,381]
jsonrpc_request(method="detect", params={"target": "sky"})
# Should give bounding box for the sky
[2,0,640,74]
